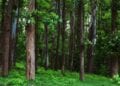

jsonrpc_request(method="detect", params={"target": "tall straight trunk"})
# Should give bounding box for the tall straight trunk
[26,0,35,80]
[0,0,4,67]
[9,4,19,69]
[110,0,118,77]
[69,11,75,71]
[45,24,49,69]
[87,0,97,73]
[98,1,102,30]
[35,27,38,71]
[111,0,117,33]
[1,0,12,76]
[50,35,55,69]
[111,56,118,77]
[35,0,38,71]
[76,0,84,81]
[55,0,61,70]
[61,0,66,75]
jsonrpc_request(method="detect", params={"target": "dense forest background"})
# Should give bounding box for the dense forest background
[0,0,120,85]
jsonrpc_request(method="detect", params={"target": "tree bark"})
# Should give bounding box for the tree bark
[69,11,75,71]
[26,0,35,80]
[111,0,117,33]
[0,0,5,68]
[76,0,84,81]
[55,0,61,70]
[110,56,118,77]
[9,3,19,69]
[1,0,12,76]
[87,0,97,73]
[110,0,118,77]
[45,24,49,69]
[61,0,66,75]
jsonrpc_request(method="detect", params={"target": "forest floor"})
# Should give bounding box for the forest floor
[0,62,118,86]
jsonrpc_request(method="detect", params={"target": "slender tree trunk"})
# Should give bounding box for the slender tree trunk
[69,11,75,71]
[111,0,117,33]
[0,0,4,68]
[87,0,97,73]
[9,5,19,69]
[35,0,38,71]
[110,0,118,77]
[35,22,39,71]
[50,35,55,69]
[1,0,12,76]
[45,24,49,69]
[26,0,35,80]
[55,0,61,70]
[61,0,66,75]
[111,56,118,77]
[76,0,84,81]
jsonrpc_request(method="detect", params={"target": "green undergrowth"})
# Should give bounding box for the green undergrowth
[0,62,118,86]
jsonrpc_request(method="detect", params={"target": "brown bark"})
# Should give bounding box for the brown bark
[110,56,118,77]
[110,0,118,77]
[69,11,75,71]
[45,24,49,69]
[35,0,38,71]
[9,2,19,69]
[111,0,117,33]
[1,0,13,76]
[50,36,55,69]
[87,0,97,73]
[55,0,61,70]
[0,0,4,68]
[61,0,66,75]
[76,0,84,81]
[26,0,35,80]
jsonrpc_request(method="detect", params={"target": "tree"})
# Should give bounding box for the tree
[110,0,118,77]
[76,0,84,81]
[0,0,4,67]
[86,0,97,73]
[55,0,61,70]
[61,0,66,75]
[26,0,35,80]
[9,0,19,69]
[45,24,49,69]
[1,0,13,76]
[69,11,75,71]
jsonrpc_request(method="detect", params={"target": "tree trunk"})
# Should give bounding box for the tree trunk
[45,24,49,69]
[87,0,97,73]
[1,0,12,76]
[111,56,118,77]
[9,6,19,69]
[111,0,117,33]
[26,0,35,80]
[55,0,61,70]
[50,35,55,69]
[35,0,38,71]
[0,0,4,68]
[76,0,84,81]
[69,11,75,71]
[61,0,66,75]
[110,0,118,77]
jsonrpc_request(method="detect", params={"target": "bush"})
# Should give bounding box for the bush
[112,74,120,85]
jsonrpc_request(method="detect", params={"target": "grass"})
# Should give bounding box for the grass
[0,62,118,86]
